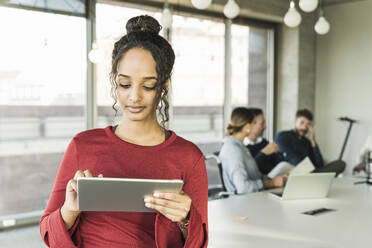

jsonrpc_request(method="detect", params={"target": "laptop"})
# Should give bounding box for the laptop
[269,172,335,200]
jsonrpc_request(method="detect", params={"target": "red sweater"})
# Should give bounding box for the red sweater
[40,126,208,248]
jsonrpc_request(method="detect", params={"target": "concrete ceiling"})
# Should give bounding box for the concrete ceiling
[276,0,368,6]
[120,0,369,23]
[323,0,368,6]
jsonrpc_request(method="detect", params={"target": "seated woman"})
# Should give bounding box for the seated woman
[219,107,288,194]
[39,15,208,248]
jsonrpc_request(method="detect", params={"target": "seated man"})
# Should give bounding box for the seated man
[244,108,285,175]
[275,109,324,168]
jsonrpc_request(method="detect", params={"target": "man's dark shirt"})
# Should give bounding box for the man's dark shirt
[274,129,324,168]
[246,138,284,175]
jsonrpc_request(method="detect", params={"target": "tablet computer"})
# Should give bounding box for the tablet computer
[77,177,183,212]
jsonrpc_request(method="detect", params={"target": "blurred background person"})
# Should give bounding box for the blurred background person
[219,107,287,195]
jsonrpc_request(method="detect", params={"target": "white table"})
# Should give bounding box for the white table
[208,177,372,248]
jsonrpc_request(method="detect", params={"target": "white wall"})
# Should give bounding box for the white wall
[315,1,372,173]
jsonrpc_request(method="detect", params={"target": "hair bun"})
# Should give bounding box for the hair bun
[126,15,162,34]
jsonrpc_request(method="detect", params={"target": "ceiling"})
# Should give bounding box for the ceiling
[321,0,368,6]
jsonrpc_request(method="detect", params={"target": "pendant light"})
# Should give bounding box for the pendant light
[88,42,103,64]
[160,3,173,29]
[314,1,330,35]
[299,0,318,12]
[314,11,330,35]
[191,0,212,10]
[284,1,302,28]
[223,0,240,19]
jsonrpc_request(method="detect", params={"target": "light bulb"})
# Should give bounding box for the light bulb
[299,0,318,12]
[315,16,330,35]
[88,42,103,64]
[191,0,212,9]
[161,7,173,29]
[223,0,240,19]
[284,1,302,28]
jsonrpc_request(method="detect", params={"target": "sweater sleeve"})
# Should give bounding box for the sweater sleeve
[309,144,324,168]
[254,151,273,175]
[155,155,208,248]
[183,155,208,247]
[275,132,302,165]
[39,138,81,248]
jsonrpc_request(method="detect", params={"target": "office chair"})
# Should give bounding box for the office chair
[205,153,234,200]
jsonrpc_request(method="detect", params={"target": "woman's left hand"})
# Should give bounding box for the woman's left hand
[144,191,191,223]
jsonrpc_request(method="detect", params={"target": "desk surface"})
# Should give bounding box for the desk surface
[208,176,372,248]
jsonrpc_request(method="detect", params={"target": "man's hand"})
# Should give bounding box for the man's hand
[353,162,365,173]
[262,142,280,155]
[308,125,316,147]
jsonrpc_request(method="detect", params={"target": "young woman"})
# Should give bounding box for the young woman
[40,15,208,248]
[219,107,287,194]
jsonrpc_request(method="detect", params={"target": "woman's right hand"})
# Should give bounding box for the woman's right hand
[61,169,102,230]
[271,174,288,188]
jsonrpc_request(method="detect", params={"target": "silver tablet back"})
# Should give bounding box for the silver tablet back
[77,177,183,212]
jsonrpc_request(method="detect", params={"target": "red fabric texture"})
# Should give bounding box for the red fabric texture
[40,126,208,248]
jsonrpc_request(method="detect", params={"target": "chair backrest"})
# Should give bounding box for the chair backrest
[205,152,227,198]
[213,151,228,191]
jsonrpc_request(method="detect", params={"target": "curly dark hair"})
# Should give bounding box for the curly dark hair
[109,15,175,128]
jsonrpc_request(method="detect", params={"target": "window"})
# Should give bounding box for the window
[171,15,225,155]
[4,0,86,15]
[230,23,274,139]
[247,26,274,139]
[0,3,276,216]
[231,24,249,107]
[0,6,86,216]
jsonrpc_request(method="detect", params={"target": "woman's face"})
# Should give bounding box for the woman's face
[116,48,159,123]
